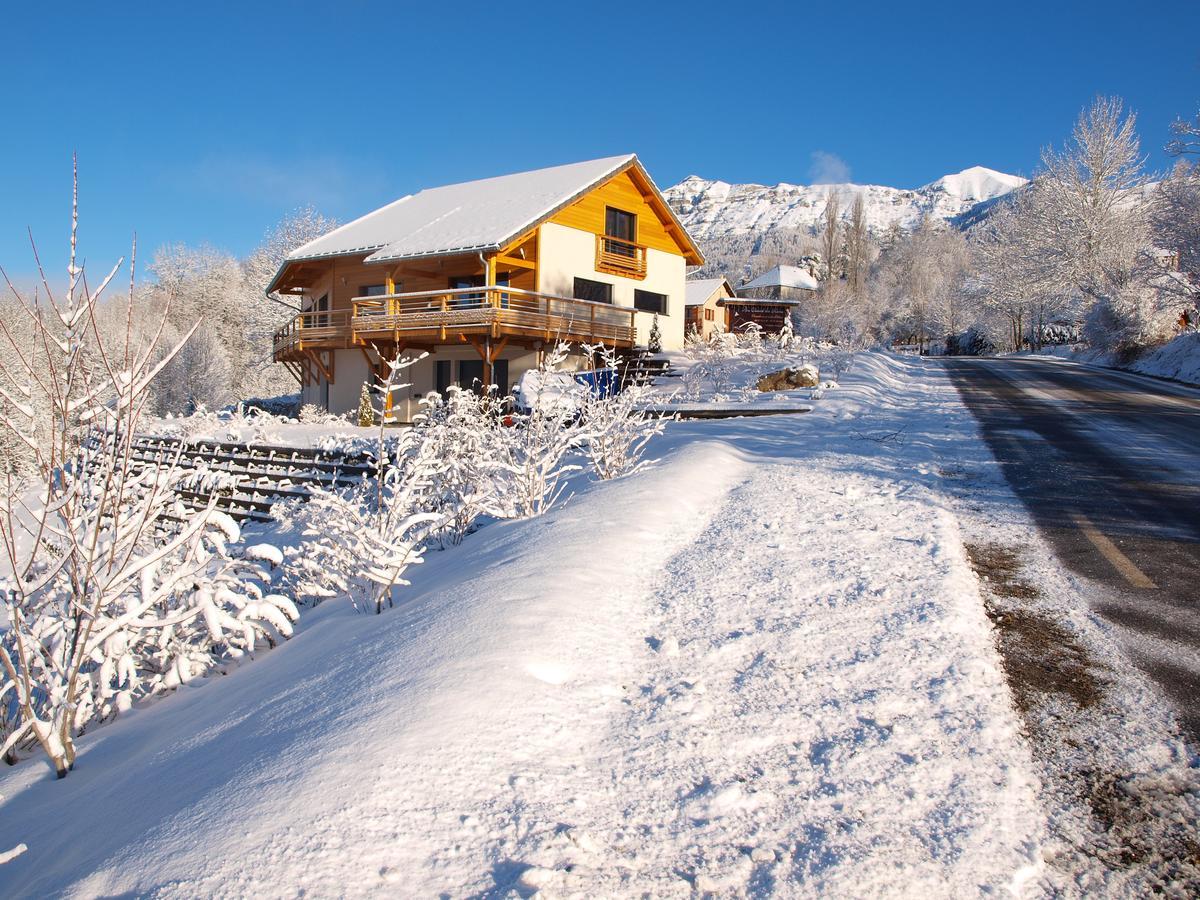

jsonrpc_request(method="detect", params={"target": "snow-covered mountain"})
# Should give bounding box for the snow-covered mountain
[664,166,1027,240]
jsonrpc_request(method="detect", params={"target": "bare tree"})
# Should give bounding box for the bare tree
[819,191,841,283]
[844,193,871,300]
[1166,108,1200,158]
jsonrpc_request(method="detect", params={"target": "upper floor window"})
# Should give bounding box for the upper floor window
[605,207,636,243]
[596,207,648,279]
[360,284,389,297]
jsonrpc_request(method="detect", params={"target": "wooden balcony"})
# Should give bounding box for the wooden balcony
[595,234,648,279]
[273,287,638,363]
[272,309,353,358]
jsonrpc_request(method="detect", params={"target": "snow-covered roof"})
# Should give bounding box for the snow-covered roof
[739,265,819,292]
[284,155,636,266]
[684,277,733,307]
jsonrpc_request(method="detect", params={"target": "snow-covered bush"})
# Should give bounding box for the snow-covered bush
[299,403,346,425]
[289,355,441,613]
[357,382,376,427]
[493,344,584,518]
[1082,283,1179,359]
[413,386,509,546]
[777,315,795,353]
[648,314,663,354]
[579,345,671,480]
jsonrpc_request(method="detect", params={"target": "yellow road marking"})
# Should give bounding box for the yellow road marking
[1069,512,1157,590]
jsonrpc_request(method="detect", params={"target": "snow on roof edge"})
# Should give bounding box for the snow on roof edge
[361,153,638,265]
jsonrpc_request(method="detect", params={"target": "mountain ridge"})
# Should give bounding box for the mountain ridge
[664,166,1027,240]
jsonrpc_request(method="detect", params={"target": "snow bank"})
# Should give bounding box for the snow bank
[1020,332,1200,388]
[1127,331,1200,385]
[0,353,1046,897]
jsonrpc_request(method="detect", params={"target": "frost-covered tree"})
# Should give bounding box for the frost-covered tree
[648,314,663,354]
[870,214,969,351]
[1166,107,1200,158]
[844,193,873,300]
[971,97,1171,354]
[0,166,297,776]
[1153,160,1200,290]
[819,191,842,283]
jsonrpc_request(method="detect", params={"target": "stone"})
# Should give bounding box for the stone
[756,365,819,391]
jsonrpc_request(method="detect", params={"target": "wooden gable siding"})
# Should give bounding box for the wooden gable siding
[548,169,688,257]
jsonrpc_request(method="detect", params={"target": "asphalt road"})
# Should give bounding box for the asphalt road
[943,356,1200,740]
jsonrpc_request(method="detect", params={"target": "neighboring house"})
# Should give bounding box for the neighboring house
[731,264,818,333]
[683,277,736,341]
[268,154,703,421]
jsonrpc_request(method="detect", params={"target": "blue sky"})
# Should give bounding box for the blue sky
[2,0,1197,283]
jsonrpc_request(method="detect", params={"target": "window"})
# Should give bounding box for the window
[605,207,636,241]
[574,277,612,304]
[604,207,637,258]
[459,359,484,391]
[705,308,715,321]
[456,359,509,395]
[634,290,668,315]
[310,293,330,327]
[450,273,509,308]
[435,360,453,396]
[359,284,389,297]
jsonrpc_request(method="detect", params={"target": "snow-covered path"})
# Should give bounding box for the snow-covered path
[0,355,1047,897]
[473,462,1042,896]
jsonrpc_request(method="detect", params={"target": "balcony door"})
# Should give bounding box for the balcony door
[604,207,637,257]
[450,273,510,309]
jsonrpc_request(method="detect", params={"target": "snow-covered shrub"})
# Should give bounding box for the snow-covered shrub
[412,387,509,546]
[579,345,671,480]
[493,344,584,518]
[357,382,376,427]
[735,321,765,355]
[289,355,441,613]
[240,393,300,419]
[817,346,855,381]
[1082,283,1179,359]
[648,313,663,354]
[777,315,795,353]
[299,403,346,425]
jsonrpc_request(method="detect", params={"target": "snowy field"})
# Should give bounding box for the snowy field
[1,353,1194,896]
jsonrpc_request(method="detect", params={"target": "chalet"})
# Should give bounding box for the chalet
[268,155,703,421]
[684,277,736,341]
[731,264,818,333]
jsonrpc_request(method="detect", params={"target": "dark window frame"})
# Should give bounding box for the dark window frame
[604,206,637,241]
[573,277,613,305]
[634,289,668,315]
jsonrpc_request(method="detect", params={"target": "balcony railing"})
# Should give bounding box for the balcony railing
[595,234,648,279]
[273,287,638,361]
[272,309,352,357]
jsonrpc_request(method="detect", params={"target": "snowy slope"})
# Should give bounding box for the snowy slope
[665,166,1027,240]
[0,355,1049,897]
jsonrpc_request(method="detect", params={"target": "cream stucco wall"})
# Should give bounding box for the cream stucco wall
[536,222,686,351]
[317,345,598,422]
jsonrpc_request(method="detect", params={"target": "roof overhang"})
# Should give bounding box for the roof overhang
[266,154,705,296]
